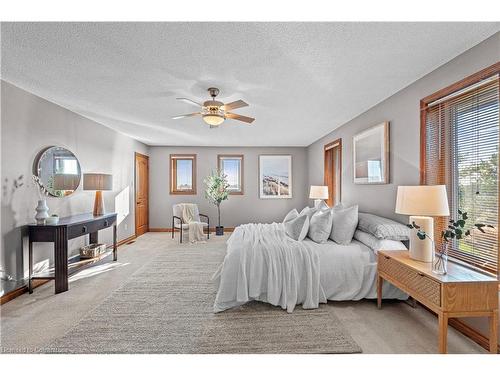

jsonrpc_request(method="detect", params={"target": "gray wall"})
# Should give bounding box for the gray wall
[149,146,308,229]
[308,32,500,223]
[307,32,500,343]
[1,81,149,282]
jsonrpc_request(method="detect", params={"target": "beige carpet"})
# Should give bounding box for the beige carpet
[43,239,361,354]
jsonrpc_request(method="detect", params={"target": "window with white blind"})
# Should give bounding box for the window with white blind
[421,65,499,274]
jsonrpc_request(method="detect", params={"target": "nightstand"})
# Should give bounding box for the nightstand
[377,250,498,354]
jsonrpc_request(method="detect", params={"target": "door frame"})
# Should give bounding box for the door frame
[135,152,149,237]
[324,138,342,206]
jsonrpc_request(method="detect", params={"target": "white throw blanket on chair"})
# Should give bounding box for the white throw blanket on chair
[181,203,205,243]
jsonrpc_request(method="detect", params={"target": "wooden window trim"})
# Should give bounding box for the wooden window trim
[324,138,342,206]
[420,62,500,184]
[217,154,244,195]
[420,62,500,276]
[170,154,197,195]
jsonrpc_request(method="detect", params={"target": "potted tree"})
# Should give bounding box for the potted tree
[204,170,229,236]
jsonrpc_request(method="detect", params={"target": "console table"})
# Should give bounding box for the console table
[28,213,117,294]
[377,250,498,354]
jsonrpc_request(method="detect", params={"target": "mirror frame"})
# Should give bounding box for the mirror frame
[33,146,82,197]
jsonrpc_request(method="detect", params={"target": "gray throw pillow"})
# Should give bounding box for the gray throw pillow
[284,214,310,241]
[357,212,410,241]
[308,209,333,243]
[330,204,359,245]
[283,208,299,223]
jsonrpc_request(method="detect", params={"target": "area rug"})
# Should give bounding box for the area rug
[43,238,362,354]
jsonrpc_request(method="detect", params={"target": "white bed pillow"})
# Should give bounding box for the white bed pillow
[284,214,310,241]
[283,208,299,223]
[330,204,359,245]
[308,209,333,243]
[353,229,407,254]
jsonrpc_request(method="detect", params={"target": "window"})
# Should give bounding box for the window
[324,139,342,206]
[421,63,499,274]
[170,154,196,194]
[218,155,243,194]
[54,157,78,175]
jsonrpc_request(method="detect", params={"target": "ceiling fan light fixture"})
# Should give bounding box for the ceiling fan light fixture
[202,114,225,126]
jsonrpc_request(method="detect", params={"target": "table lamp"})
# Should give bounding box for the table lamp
[395,185,449,262]
[83,173,113,216]
[309,185,329,208]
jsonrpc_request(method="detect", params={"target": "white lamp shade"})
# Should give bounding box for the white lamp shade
[309,185,329,200]
[395,185,450,216]
[83,173,113,191]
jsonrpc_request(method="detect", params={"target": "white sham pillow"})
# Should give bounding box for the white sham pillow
[283,208,299,223]
[308,209,333,243]
[353,230,407,254]
[300,206,318,221]
[330,204,359,245]
[284,214,310,241]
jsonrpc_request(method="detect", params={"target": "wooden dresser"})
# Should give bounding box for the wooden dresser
[377,250,498,354]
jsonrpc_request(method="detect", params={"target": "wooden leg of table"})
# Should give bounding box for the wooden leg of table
[28,240,33,294]
[54,226,68,294]
[438,312,449,354]
[89,231,98,244]
[377,275,383,309]
[489,310,498,354]
[113,224,117,261]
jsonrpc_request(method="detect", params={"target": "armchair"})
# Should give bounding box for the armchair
[172,203,210,243]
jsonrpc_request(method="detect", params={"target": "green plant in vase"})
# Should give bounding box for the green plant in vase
[407,210,494,274]
[204,170,229,236]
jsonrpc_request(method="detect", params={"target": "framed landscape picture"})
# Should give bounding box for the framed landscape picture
[353,122,389,184]
[259,155,292,199]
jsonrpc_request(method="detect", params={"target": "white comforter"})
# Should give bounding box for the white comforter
[213,223,407,313]
[212,223,327,313]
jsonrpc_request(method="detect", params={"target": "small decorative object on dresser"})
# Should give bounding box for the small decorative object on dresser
[45,214,59,225]
[395,185,450,262]
[377,250,498,354]
[407,209,494,275]
[83,173,113,216]
[353,122,389,184]
[309,185,329,208]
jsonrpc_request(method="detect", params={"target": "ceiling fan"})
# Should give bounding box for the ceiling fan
[172,87,255,128]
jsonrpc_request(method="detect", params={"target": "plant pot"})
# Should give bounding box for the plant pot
[215,226,224,236]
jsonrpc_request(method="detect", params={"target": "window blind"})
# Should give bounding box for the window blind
[422,75,499,274]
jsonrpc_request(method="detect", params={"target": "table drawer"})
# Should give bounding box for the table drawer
[67,217,115,239]
[378,254,441,307]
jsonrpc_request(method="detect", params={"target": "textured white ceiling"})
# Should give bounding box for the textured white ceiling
[1,22,499,146]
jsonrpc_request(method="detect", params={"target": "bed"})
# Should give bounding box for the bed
[212,219,408,313]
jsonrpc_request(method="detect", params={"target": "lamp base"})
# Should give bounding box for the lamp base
[314,199,324,208]
[409,215,434,262]
[93,190,105,216]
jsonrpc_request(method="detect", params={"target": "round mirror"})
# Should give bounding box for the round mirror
[33,146,82,197]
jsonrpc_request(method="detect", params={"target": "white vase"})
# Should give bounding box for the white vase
[35,199,49,225]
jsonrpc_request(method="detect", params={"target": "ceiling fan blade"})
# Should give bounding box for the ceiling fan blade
[172,112,201,120]
[226,112,255,124]
[176,97,203,107]
[223,100,248,111]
